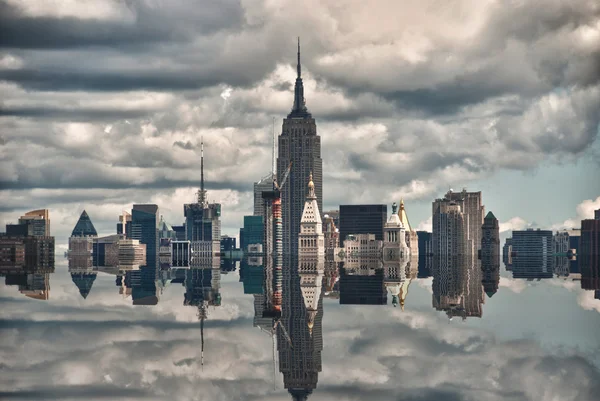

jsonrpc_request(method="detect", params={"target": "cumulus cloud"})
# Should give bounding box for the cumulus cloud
[552,195,600,230]
[499,217,530,233]
[1,0,599,239]
[578,291,600,314]
[499,277,527,294]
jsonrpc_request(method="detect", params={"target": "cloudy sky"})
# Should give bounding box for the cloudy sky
[1,0,599,244]
[1,261,599,401]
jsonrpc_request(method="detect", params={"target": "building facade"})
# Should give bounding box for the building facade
[240,215,264,252]
[17,209,50,237]
[130,204,159,268]
[480,211,500,298]
[432,198,466,266]
[580,210,600,292]
[442,189,485,258]
[339,204,387,245]
[254,173,275,217]
[510,229,553,279]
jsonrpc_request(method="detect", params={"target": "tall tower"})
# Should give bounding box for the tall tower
[442,189,485,265]
[580,210,600,292]
[277,38,323,256]
[480,211,500,298]
[383,202,408,259]
[298,173,324,258]
[184,140,222,244]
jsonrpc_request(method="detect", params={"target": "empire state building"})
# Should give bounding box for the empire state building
[277,38,323,256]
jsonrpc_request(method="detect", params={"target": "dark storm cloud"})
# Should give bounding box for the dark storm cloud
[173,140,195,150]
[0,317,250,332]
[0,176,249,192]
[0,67,228,92]
[0,385,155,400]
[0,105,154,120]
[311,385,470,401]
[0,0,244,49]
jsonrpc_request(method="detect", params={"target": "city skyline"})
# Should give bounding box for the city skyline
[1,1,599,248]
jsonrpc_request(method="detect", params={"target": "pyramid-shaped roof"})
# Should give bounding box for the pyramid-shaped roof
[71,210,98,237]
[301,174,322,225]
[485,211,497,220]
[301,198,322,225]
[398,199,412,231]
[71,273,97,299]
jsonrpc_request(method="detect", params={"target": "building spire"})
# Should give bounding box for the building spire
[198,302,207,370]
[297,37,301,78]
[198,137,207,205]
[289,37,311,118]
[307,172,316,199]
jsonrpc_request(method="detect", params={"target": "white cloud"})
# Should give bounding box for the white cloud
[415,216,432,232]
[499,216,530,233]
[552,195,600,230]
[499,277,527,293]
[578,291,600,314]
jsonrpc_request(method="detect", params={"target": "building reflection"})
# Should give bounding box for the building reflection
[339,256,386,305]
[278,255,324,401]
[432,256,484,320]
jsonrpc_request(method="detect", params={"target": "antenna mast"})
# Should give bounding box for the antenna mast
[198,137,207,205]
[272,117,276,190]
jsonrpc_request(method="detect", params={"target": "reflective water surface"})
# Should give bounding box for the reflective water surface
[1,250,599,401]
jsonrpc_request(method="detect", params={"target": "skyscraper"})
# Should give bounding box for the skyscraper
[432,198,466,266]
[480,211,500,298]
[439,189,484,261]
[184,140,222,243]
[339,204,387,245]
[131,204,159,268]
[254,173,275,217]
[580,210,600,292]
[511,229,553,279]
[277,39,322,256]
[240,215,264,252]
[18,209,50,237]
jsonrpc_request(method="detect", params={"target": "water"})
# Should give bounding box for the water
[1,254,599,401]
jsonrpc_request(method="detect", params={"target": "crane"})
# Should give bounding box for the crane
[273,162,292,192]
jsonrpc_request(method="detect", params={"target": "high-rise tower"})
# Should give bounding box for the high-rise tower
[298,173,324,258]
[480,211,500,298]
[184,139,221,244]
[277,38,323,256]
